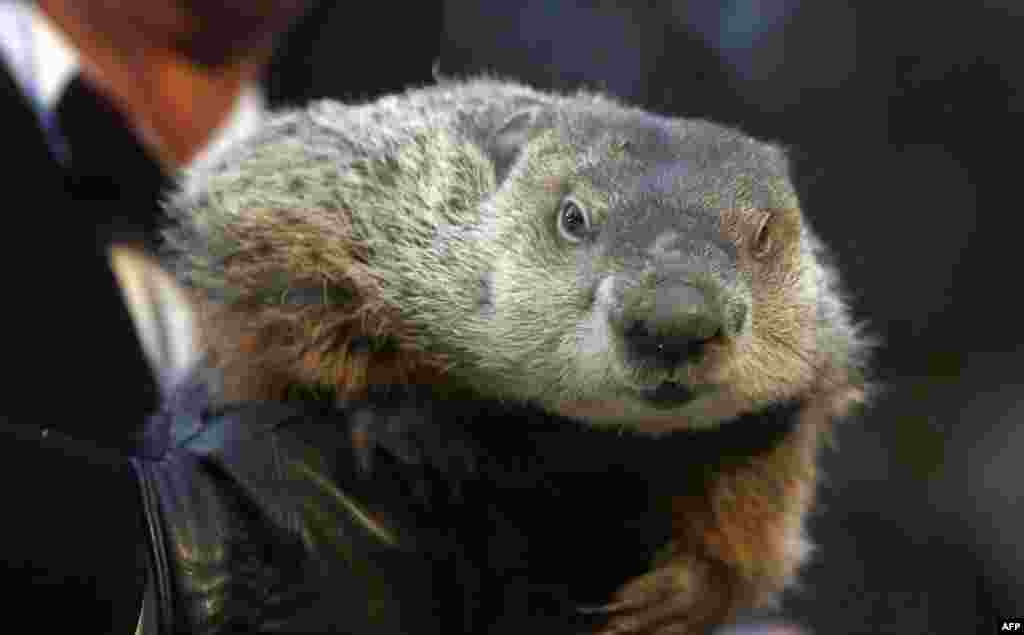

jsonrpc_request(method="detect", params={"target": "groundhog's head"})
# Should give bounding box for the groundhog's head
[445,93,868,435]
[166,80,869,436]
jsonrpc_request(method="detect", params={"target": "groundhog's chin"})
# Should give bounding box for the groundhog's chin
[630,381,711,409]
[608,354,724,409]
[551,386,734,436]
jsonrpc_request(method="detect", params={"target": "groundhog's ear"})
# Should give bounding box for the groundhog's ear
[108,245,202,398]
[488,105,549,183]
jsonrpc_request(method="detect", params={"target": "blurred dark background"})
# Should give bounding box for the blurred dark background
[263,1,1022,632]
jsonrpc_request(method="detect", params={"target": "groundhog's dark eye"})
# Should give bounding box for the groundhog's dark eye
[752,212,774,258]
[557,198,590,243]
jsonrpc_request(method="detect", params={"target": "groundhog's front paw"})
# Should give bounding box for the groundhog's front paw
[587,557,728,635]
[344,388,480,498]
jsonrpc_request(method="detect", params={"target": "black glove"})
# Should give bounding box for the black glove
[130,373,458,634]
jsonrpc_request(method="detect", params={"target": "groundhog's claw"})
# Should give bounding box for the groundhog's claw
[590,558,720,635]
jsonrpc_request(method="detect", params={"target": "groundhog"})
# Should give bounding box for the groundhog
[162,78,871,634]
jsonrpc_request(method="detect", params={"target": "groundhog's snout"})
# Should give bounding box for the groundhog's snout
[622,284,721,364]
[606,265,748,406]
[611,282,740,368]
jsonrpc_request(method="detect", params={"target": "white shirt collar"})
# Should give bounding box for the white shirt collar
[0,1,265,168]
[27,2,77,109]
[0,2,78,110]
[190,82,265,171]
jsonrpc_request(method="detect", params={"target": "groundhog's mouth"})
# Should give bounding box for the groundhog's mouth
[635,381,700,409]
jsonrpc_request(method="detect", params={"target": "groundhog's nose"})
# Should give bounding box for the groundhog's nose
[612,283,731,370]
